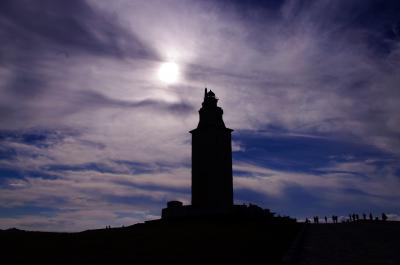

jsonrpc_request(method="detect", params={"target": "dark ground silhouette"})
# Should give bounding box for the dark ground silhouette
[0,218,300,265]
[2,220,400,265]
[292,221,400,265]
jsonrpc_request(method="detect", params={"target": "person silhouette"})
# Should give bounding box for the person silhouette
[363,213,366,220]
[332,215,337,223]
[313,216,319,224]
[324,216,328,223]
[369,213,373,221]
[382,213,388,221]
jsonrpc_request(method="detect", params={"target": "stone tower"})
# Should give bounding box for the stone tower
[190,88,233,208]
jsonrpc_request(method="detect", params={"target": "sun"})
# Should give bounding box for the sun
[158,62,180,84]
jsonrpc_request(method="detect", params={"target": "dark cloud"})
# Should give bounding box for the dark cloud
[72,90,195,114]
[0,0,152,60]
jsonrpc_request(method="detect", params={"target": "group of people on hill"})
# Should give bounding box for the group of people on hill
[308,215,338,224]
[348,212,387,222]
[305,212,388,224]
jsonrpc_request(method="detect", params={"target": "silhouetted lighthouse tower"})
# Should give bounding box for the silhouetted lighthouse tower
[190,89,233,208]
[161,89,278,220]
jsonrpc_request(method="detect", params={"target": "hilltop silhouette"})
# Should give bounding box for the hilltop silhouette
[0,219,301,265]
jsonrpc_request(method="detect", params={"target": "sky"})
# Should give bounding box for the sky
[0,0,399,231]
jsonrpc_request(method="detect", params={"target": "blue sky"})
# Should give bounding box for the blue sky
[0,0,399,231]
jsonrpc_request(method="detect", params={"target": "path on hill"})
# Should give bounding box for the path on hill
[289,222,400,265]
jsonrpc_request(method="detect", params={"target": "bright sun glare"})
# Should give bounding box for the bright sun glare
[158,62,180,84]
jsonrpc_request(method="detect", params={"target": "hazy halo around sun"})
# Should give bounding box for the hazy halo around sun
[158,62,180,84]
